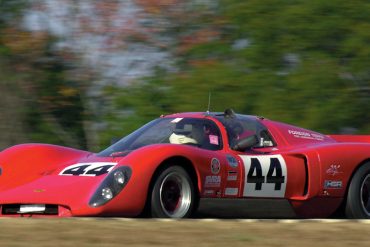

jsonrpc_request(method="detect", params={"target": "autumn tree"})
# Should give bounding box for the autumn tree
[0,1,89,150]
[101,0,370,146]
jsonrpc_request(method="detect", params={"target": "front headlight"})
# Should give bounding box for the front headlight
[89,166,132,207]
[114,170,126,185]
[101,187,114,200]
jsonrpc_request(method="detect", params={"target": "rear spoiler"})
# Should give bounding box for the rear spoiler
[328,135,370,143]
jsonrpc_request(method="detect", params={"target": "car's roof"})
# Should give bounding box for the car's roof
[162,111,336,146]
[163,111,260,120]
[163,112,207,118]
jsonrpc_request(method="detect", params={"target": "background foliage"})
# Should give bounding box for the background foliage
[0,0,369,151]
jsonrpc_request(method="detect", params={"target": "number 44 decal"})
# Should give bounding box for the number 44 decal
[59,162,117,176]
[240,155,288,198]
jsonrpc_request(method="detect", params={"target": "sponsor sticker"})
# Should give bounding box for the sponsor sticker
[209,135,219,145]
[326,165,342,176]
[227,171,238,181]
[288,129,325,141]
[225,188,238,196]
[211,158,221,174]
[324,180,343,189]
[204,189,215,196]
[226,155,238,168]
[171,118,183,123]
[205,175,221,187]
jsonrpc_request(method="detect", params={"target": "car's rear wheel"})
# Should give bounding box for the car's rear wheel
[345,162,370,218]
[151,166,196,218]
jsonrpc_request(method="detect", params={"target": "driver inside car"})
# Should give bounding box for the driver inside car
[169,124,198,145]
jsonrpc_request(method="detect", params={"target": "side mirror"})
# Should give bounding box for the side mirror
[232,135,259,151]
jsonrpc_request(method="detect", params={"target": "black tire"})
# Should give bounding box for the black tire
[150,166,196,218]
[345,162,370,218]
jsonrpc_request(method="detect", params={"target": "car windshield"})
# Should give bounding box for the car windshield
[98,117,222,156]
[213,114,275,149]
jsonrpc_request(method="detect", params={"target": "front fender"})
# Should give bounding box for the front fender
[102,144,204,216]
[0,144,90,190]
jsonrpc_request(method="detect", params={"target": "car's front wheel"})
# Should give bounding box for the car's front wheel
[150,166,196,218]
[345,162,370,218]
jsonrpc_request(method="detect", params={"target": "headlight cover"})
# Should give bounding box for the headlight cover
[89,166,132,207]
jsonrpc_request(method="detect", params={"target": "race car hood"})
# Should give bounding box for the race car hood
[0,143,191,216]
[0,174,102,208]
[0,144,115,210]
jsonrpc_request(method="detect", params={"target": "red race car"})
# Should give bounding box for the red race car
[0,109,369,218]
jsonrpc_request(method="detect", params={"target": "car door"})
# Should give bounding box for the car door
[237,150,308,199]
[239,153,287,198]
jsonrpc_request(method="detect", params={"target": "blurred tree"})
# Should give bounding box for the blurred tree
[1,0,369,151]
[0,0,30,148]
[0,1,90,150]
[219,0,370,133]
[100,0,370,146]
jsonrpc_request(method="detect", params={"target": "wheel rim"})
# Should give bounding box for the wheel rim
[159,172,192,218]
[360,174,370,216]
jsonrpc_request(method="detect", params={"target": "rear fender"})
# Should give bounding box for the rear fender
[328,135,370,143]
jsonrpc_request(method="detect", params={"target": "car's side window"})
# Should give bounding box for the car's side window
[169,119,222,151]
[258,129,275,147]
[215,115,276,150]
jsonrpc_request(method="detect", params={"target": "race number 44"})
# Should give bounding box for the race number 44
[59,162,117,176]
[240,155,287,198]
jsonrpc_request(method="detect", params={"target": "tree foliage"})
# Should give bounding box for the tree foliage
[1,1,369,151]
[0,1,88,150]
[101,0,370,146]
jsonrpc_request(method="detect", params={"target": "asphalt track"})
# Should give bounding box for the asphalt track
[0,218,370,246]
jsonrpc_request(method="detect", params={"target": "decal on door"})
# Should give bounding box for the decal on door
[240,155,287,198]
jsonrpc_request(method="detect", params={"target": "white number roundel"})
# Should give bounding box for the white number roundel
[240,155,287,198]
